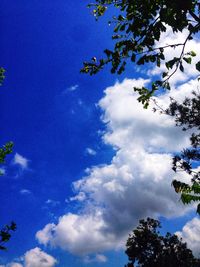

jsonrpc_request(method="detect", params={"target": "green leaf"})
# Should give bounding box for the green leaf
[181,193,193,204]
[162,72,168,78]
[179,63,184,72]
[196,61,200,72]
[183,57,192,64]
[165,58,178,69]
[189,51,196,57]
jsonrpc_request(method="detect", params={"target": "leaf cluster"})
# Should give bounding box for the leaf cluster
[0,222,16,250]
[125,218,200,267]
[0,67,5,86]
[0,142,13,165]
[165,92,200,213]
[82,0,200,107]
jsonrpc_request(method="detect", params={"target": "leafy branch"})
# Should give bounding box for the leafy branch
[0,222,17,250]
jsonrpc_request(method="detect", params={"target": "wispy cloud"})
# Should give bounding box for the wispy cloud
[83,254,107,263]
[13,153,29,170]
[62,84,79,95]
[85,148,96,156]
[68,84,79,91]
[20,189,31,195]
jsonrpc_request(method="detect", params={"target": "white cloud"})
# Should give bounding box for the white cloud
[37,211,122,255]
[176,217,200,257]
[83,254,107,263]
[62,84,79,94]
[68,84,79,91]
[13,153,28,169]
[69,191,86,202]
[86,148,97,156]
[24,247,57,267]
[1,248,57,267]
[36,78,195,256]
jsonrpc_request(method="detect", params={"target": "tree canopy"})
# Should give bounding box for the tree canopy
[81,0,200,107]
[125,218,200,267]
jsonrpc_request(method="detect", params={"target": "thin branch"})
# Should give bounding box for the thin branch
[189,10,200,23]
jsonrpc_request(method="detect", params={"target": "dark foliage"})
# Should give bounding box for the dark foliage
[82,0,200,107]
[165,92,200,213]
[0,222,17,250]
[125,218,200,267]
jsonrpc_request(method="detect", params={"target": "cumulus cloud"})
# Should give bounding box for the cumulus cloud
[176,217,200,257]
[24,247,57,267]
[13,153,29,169]
[1,247,57,267]
[36,78,195,256]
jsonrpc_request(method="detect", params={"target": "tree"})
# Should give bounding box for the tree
[163,92,200,213]
[125,218,200,267]
[0,69,16,250]
[82,0,200,212]
[81,0,200,107]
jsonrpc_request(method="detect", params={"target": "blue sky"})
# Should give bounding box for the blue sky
[0,1,200,266]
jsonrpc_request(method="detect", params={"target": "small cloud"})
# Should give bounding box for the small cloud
[69,84,79,91]
[70,192,86,202]
[45,199,60,207]
[13,153,28,169]
[4,247,57,267]
[83,254,107,263]
[95,254,107,263]
[20,189,31,195]
[62,84,79,94]
[85,148,96,156]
